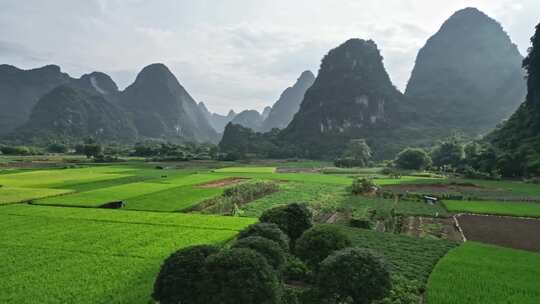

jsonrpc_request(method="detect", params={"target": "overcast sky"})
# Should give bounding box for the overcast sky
[1,0,539,114]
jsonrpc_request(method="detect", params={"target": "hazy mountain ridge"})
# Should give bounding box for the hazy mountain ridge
[405,7,526,135]
[260,71,315,132]
[2,63,219,143]
[15,85,137,142]
[119,64,218,143]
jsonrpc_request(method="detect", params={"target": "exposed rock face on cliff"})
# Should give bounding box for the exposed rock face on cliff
[281,39,412,158]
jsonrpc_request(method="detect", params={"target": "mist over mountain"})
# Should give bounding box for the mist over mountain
[260,71,315,132]
[119,63,218,143]
[230,109,265,131]
[280,39,412,158]
[405,7,526,136]
[198,102,237,133]
[16,85,137,142]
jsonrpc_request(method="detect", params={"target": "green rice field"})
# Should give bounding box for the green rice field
[427,242,540,304]
[0,204,256,303]
[444,199,540,218]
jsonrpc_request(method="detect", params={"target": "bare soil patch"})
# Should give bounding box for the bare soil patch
[457,214,540,253]
[197,178,248,188]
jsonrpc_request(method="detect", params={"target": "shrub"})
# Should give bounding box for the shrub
[317,248,392,304]
[295,225,351,270]
[237,223,290,251]
[260,203,313,243]
[47,142,67,153]
[395,148,432,170]
[376,276,421,304]
[232,236,287,271]
[351,178,377,195]
[0,145,32,155]
[349,218,372,229]
[152,245,219,304]
[203,248,282,304]
[283,256,309,282]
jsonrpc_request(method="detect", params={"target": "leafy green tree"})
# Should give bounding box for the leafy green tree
[295,225,351,270]
[237,223,290,251]
[431,138,465,168]
[83,143,102,159]
[232,236,287,271]
[203,248,283,304]
[260,203,313,245]
[47,142,67,153]
[152,245,219,304]
[336,139,372,167]
[316,248,392,304]
[394,148,432,170]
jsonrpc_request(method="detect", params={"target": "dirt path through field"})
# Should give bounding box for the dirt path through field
[197,178,248,188]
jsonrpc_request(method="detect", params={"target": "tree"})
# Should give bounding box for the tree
[260,203,313,245]
[232,236,287,271]
[295,225,351,270]
[83,143,102,159]
[430,138,465,168]
[152,245,219,304]
[336,139,372,167]
[316,248,392,304]
[203,248,282,304]
[394,148,432,170]
[237,223,290,251]
[47,142,67,153]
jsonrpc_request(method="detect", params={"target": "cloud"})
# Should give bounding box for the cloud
[0,0,539,114]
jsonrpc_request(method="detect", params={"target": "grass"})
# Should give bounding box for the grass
[337,225,457,283]
[427,242,540,304]
[125,185,224,211]
[0,204,256,304]
[213,167,276,173]
[0,186,73,205]
[34,173,226,210]
[444,200,540,217]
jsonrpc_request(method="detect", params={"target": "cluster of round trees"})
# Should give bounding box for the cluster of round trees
[152,203,392,304]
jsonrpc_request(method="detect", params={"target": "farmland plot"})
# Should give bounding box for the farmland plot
[0,205,255,304]
[427,242,540,304]
[444,200,540,218]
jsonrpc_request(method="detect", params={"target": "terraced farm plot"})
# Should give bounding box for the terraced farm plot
[0,166,133,188]
[34,174,227,210]
[445,199,540,217]
[0,205,256,304]
[427,242,540,304]
[0,186,72,205]
[337,225,457,282]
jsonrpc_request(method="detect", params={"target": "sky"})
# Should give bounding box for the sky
[1,1,539,114]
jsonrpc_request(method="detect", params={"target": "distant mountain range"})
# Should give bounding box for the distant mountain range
[0,7,529,160]
[220,7,527,159]
[1,63,220,143]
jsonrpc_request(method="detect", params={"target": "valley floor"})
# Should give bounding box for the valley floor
[1,157,539,303]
